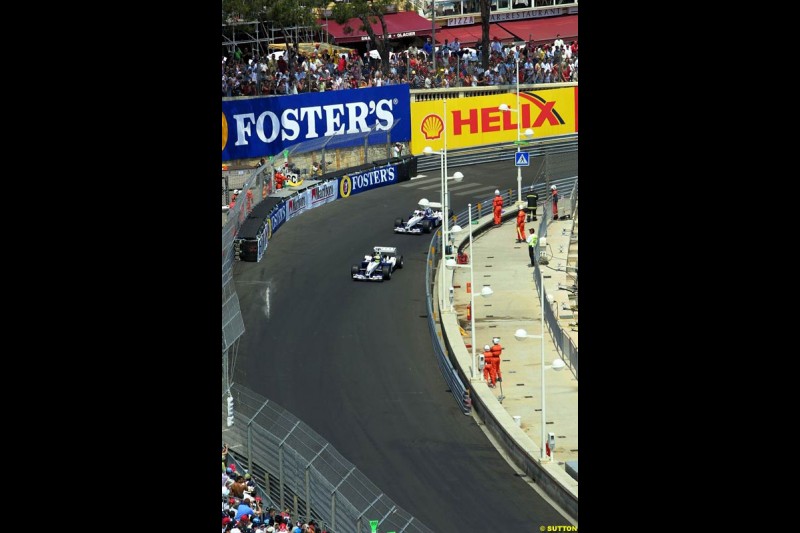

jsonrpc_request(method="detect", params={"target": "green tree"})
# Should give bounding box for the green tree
[330,0,397,75]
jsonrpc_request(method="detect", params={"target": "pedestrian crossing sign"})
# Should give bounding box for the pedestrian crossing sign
[515,152,530,166]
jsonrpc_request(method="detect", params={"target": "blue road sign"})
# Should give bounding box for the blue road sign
[515,152,530,166]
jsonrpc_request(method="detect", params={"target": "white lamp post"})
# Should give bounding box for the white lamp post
[446,203,493,380]
[423,98,464,311]
[499,89,534,205]
[514,268,565,462]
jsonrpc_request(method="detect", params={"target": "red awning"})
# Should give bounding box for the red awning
[320,12,439,44]
[496,14,577,46]
[434,23,517,48]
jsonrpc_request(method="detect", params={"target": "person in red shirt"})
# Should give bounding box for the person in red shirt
[515,206,526,243]
[550,184,559,219]
[492,189,503,225]
[562,62,572,82]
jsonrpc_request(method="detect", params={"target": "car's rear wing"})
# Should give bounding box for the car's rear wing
[373,246,398,254]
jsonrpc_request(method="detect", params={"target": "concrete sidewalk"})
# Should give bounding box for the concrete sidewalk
[437,204,579,515]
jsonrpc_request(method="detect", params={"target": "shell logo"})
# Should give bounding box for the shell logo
[421,113,444,140]
[222,112,229,151]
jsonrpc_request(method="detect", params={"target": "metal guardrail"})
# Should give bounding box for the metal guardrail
[415,133,578,173]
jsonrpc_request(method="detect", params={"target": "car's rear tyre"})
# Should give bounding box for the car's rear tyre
[421,219,432,233]
[398,256,404,269]
[383,267,391,280]
[394,218,403,228]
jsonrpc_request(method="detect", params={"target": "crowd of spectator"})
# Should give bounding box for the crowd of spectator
[222,444,327,532]
[222,34,577,96]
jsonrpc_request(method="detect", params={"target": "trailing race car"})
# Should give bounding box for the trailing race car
[394,198,453,234]
[351,246,404,281]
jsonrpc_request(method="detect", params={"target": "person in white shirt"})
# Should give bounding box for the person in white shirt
[554,34,564,49]
[450,37,461,55]
[491,37,503,56]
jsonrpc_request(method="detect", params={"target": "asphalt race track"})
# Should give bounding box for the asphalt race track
[232,153,578,532]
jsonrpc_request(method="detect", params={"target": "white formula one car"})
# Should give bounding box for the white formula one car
[351,246,404,281]
[394,199,452,234]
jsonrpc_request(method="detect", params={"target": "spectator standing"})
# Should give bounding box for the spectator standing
[554,33,565,49]
[450,37,461,56]
[441,39,451,59]
[423,37,433,57]
[526,227,538,267]
[491,36,503,56]
[230,474,248,499]
[235,498,257,522]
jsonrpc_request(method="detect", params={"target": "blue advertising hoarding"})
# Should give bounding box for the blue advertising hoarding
[222,85,411,161]
[337,164,399,198]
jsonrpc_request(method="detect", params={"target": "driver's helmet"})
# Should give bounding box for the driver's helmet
[374,253,381,262]
[424,207,433,217]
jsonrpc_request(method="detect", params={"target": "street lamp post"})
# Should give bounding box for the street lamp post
[423,98,464,311]
[500,94,534,205]
[515,268,565,462]
[446,204,493,380]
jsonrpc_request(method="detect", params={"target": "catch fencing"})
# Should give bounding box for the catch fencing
[223,384,435,533]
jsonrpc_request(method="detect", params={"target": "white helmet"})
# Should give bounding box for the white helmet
[494,189,500,196]
[484,345,491,351]
[492,337,500,344]
[550,185,557,190]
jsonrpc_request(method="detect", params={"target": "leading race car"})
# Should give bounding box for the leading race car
[351,246,404,281]
[394,198,452,234]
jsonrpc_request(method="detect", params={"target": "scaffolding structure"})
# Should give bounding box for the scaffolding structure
[222,20,324,58]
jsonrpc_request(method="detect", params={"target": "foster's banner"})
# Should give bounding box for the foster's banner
[410,86,577,154]
[222,85,412,162]
[337,164,398,199]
